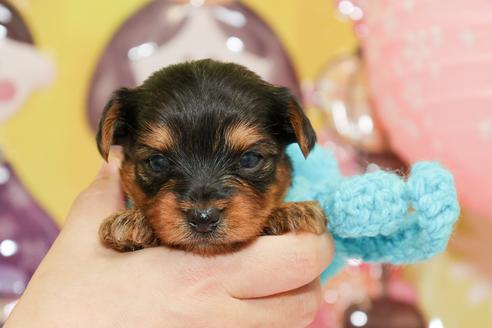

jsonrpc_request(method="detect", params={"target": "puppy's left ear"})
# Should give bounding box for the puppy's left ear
[274,87,317,158]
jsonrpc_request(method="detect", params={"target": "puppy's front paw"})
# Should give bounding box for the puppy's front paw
[99,209,159,252]
[264,201,327,235]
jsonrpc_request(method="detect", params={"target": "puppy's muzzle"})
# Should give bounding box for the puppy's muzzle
[186,208,221,233]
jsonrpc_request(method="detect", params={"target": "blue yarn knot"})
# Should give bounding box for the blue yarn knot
[286,144,460,280]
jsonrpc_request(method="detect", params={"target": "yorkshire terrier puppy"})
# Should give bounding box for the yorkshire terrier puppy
[96,59,326,255]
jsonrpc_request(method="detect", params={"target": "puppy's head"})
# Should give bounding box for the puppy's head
[96,59,316,254]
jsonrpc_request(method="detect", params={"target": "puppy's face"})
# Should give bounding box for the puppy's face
[96,60,316,254]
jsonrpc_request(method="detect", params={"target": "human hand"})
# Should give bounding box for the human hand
[5,148,333,328]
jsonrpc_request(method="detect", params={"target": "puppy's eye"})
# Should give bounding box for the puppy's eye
[240,151,263,169]
[147,155,169,172]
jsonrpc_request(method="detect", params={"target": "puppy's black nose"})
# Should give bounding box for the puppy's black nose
[187,208,221,233]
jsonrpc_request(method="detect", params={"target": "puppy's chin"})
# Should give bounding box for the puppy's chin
[152,221,263,256]
[166,237,252,256]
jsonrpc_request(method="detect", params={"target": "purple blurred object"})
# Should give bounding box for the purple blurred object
[0,1,59,323]
[0,160,59,323]
[87,0,301,131]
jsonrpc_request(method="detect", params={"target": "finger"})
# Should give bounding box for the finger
[239,279,322,328]
[223,233,332,299]
[64,146,124,229]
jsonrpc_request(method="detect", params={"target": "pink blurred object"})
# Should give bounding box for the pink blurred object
[353,0,492,219]
[308,263,421,327]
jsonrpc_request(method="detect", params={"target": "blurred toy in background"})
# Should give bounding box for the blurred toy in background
[311,49,407,173]
[313,50,386,155]
[404,209,492,328]
[412,236,492,328]
[451,211,492,279]
[87,0,301,130]
[0,0,58,324]
[309,263,427,328]
[354,0,492,221]
[0,0,54,121]
[340,266,426,328]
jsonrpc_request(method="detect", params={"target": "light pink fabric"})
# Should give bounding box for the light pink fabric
[357,0,492,219]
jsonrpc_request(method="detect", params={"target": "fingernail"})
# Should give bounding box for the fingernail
[97,146,122,178]
[108,146,123,170]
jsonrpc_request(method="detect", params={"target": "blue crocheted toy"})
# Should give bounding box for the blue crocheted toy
[285,144,460,282]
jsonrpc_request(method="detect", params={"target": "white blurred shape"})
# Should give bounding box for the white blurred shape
[358,114,373,135]
[478,120,492,141]
[347,258,362,266]
[0,165,10,184]
[2,300,17,322]
[0,25,6,39]
[128,42,157,61]
[350,6,364,20]
[190,0,205,7]
[467,281,491,305]
[12,281,25,294]
[323,289,339,304]
[213,7,246,27]
[429,318,444,328]
[366,163,380,173]
[338,1,354,15]
[0,4,11,23]
[0,239,18,257]
[460,29,476,48]
[350,311,368,327]
[226,36,244,53]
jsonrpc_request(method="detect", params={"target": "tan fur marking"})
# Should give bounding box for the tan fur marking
[288,103,310,158]
[146,192,186,243]
[224,189,268,241]
[138,123,174,151]
[223,160,291,242]
[225,123,265,151]
[120,161,147,207]
[99,102,120,160]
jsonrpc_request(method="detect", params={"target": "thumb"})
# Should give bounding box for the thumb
[65,146,125,228]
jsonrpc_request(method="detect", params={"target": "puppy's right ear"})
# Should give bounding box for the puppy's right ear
[273,87,317,158]
[96,88,135,161]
